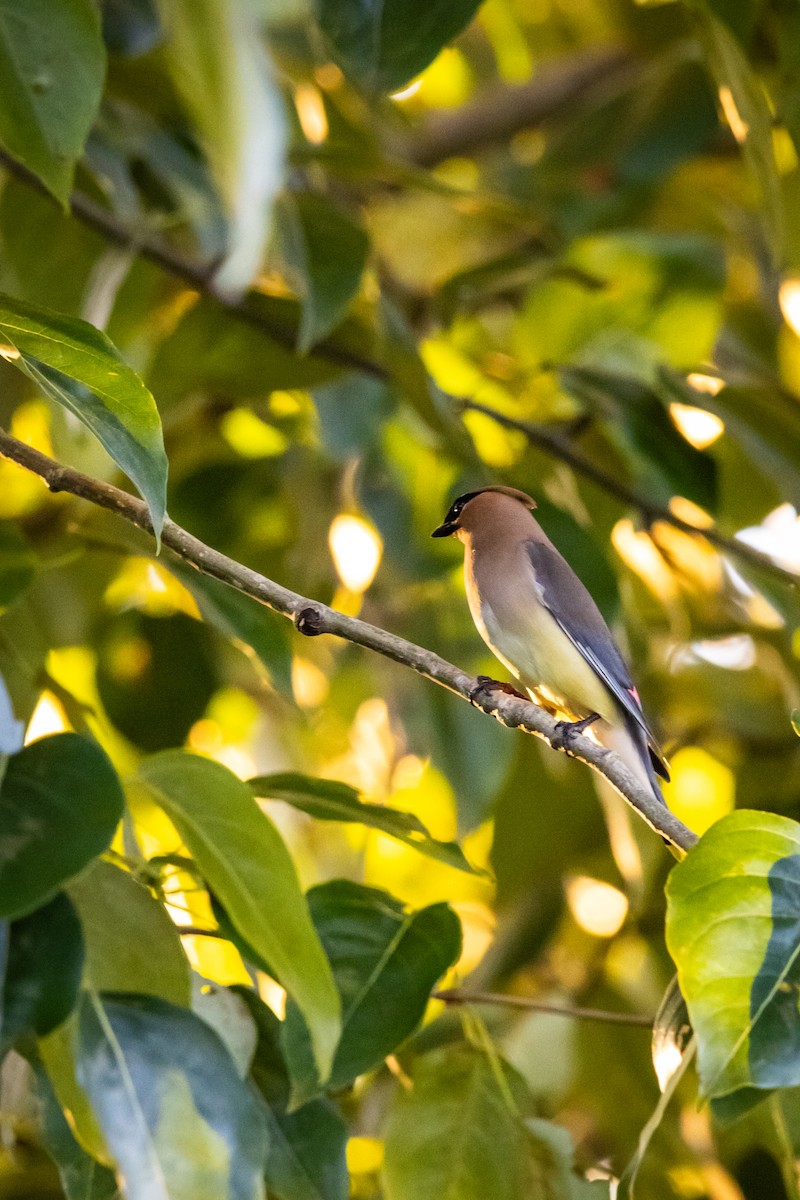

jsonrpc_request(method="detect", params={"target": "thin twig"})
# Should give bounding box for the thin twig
[0,429,697,852]
[462,398,800,588]
[408,48,639,166]
[177,926,228,939]
[434,989,654,1028]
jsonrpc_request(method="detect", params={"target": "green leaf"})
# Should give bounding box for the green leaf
[382,1045,602,1200]
[95,610,219,751]
[0,293,167,540]
[149,293,345,401]
[249,772,479,874]
[282,881,462,1103]
[666,810,800,1100]
[276,191,370,353]
[155,0,286,295]
[0,733,124,918]
[191,977,257,1078]
[0,0,105,203]
[77,991,268,1200]
[0,520,36,607]
[312,0,483,94]
[236,986,348,1200]
[39,1016,112,1165]
[2,893,84,1053]
[165,561,293,695]
[68,860,190,1008]
[693,7,784,262]
[33,1060,119,1200]
[135,751,341,1082]
[561,365,717,511]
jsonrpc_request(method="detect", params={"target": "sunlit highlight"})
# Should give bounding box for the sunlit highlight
[686,372,724,396]
[329,514,382,593]
[653,1038,684,1092]
[566,876,628,938]
[292,657,330,709]
[0,344,20,361]
[687,635,757,671]
[25,691,69,744]
[718,85,749,144]
[668,496,714,530]
[221,408,287,459]
[104,558,200,618]
[737,503,800,574]
[611,519,678,601]
[347,1138,384,1177]
[779,277,800,336]
[294,83,328,144]
[258,974,287,1019]
[390,79,423,101]
[664,747,735,835]
[669,403,724,450]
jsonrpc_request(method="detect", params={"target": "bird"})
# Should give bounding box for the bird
[432,485,669,805]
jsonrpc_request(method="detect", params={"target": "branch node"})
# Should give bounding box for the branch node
[294,605,325,637]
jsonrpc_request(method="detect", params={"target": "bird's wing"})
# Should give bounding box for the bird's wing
[526,540,669,780]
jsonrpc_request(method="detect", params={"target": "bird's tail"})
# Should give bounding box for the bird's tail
[594,719,666,807]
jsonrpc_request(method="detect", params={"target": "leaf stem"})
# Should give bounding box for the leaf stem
[434,989,653,1027]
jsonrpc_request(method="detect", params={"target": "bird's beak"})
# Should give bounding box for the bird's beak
[431,521,457,538]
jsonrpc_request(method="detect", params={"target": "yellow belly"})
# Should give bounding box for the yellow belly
[473,593,614,723]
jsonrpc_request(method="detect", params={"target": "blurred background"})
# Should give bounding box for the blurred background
[3,0,800,1195]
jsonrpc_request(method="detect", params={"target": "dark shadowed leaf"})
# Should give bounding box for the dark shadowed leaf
[149,293,345,401]
[694,7,783,261]
[282,881,461,1103]
[561,366,717,511]
[276,191,370,352]
[0,0,105,202]
[0,733,124,919]
[135,751,340,1081]
[77,991,268,1200]
[250,772,479,873]
[68,860,190,1007]
[0,521,37,607]
[312,375,396,462]
[666,810,800,1101]
[95,610,219,750]
[1,893,84,1054]
[236,986,348,1200]
[383,1046,606,1200]
[33,1061,119,1200]
[0,294,167,538]
[165,561,293,695]
[312,0,483,93]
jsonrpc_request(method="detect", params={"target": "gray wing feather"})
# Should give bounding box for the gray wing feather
[526,540,669,780]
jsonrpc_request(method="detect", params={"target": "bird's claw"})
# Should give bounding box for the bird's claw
[470,675,527,707]
[550,712,601,755]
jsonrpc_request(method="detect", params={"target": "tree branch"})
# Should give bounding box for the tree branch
[434,989,653,1028]
[462,398,800,588]
[0,149,386,382]
[0,428,696,853]
[407,47,640,167]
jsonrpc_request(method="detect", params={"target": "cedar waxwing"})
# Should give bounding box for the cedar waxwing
[432,486,669,804]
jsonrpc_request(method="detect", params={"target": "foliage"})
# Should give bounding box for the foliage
[2,0,800,1197]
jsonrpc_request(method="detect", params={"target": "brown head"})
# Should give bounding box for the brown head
[431,486,537,541]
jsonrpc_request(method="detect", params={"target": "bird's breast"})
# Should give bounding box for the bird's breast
[464,546,612,720]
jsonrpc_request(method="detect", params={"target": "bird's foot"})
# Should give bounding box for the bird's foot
[550,712,601,755]
[470,675,527,707]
